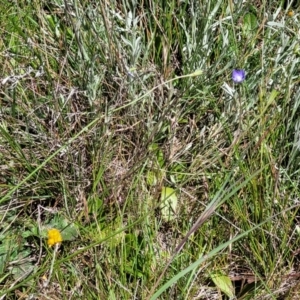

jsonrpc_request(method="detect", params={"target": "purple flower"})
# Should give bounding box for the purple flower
[232,69,245,83]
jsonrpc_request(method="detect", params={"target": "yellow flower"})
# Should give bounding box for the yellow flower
[47,228,63,247]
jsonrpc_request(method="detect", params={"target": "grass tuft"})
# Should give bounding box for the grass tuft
[1,0,300,299]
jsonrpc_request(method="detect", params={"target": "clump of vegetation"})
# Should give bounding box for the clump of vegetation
[0,0,300,299]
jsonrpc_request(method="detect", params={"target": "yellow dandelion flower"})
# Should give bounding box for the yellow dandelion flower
[47,228,63,247]
[288,10,294,17]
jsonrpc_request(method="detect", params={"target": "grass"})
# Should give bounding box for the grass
[1,0,300,299]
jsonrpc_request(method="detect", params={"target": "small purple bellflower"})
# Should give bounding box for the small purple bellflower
[232,69,245,83]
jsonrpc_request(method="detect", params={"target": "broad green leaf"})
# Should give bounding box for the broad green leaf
[45,216,79,241]
[147,169,165,186]
[11,261,35,282]
[210,271,234,298]
[160,187,178,221]
[21,223,39,238]
[61,224,78,241]
[149,143,165,167]
[243,13,258,35]
[147,170,157,186]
